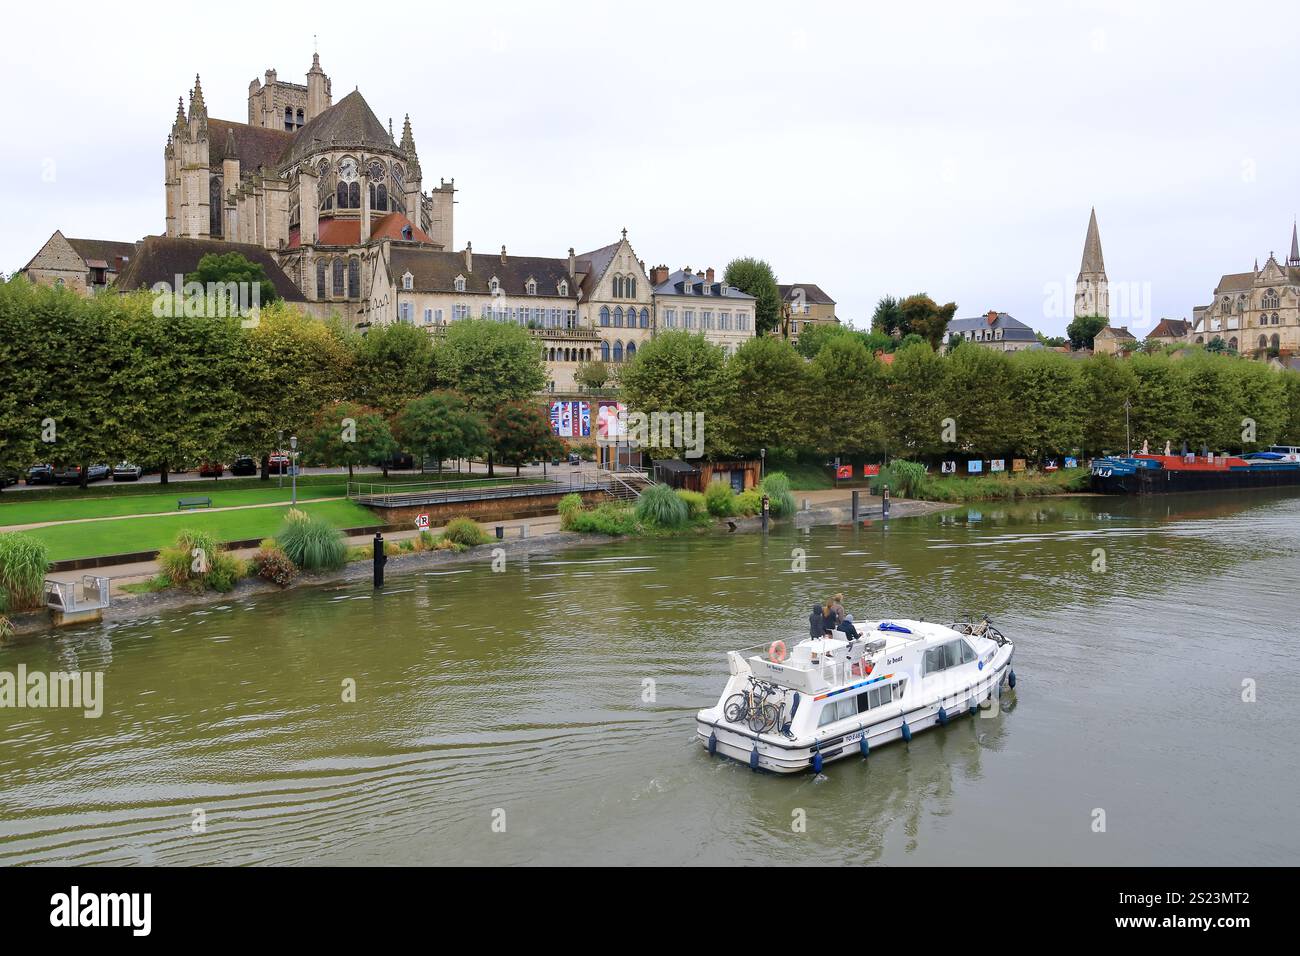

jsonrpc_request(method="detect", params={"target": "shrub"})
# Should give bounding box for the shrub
[635,483,689,528]
[412,530,437,552]
[158,528,242,593]
[0,592,12,639]
[704,481,735,517]
[443,516,490,548]
[734,489,762,516]
[568,503,638,535]
[277,510,347,571]
[871,460,928,498]
[0,532,50,611]
[676,489,708,519]
[254,545,297,588]
[558,493,584,530]
[759,472,797,517]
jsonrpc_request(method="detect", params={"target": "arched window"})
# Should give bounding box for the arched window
[376,184,388,212]
[284,106,294,131]
[332,259,344,297]
[558,281,568,296]
[526,278,537,295]
[600,341,610,362]
[1271,333,1281,350]
[348,257,360,298]
[1221,296,1231,314]
[612,275,623,298]
[627,277,636,299]
[1273,312,1281,325]
[613,307,623,327]
[315,259,326,298]
[1237,295,1246,313]
[640,307,649,328]
[1263,289,1280,309]
[626,341,636,359]
[296,108,304,127]
[337,182,349,208]
[1259,334,1269,349]
[209,174,223,236]
[613,340,624,362]
[348,182,360,209]
[1228,337,1238,352]
[599,306,610,326]
[454,276,466,292]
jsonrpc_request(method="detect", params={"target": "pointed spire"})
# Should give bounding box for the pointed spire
[174,96,186,130]
[400,114,416,152]
[189,74,206,119]
[1289,220,1299,266]
[1079,207,1105,276]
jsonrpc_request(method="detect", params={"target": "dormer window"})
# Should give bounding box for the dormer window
[402,271,413,291]
[526,278,537,296]
[489,277,501,295]
[454,275,466,293]
[558,280,568,296]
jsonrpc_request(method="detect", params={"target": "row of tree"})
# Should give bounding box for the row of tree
[619,326,1300,462]
[0,279,555,486]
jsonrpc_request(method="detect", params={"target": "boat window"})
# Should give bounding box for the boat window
[944,641,964,669]
[856,683,895,714]
[960,640,976,664]
[818,696,856,727]
[924,646,946,675]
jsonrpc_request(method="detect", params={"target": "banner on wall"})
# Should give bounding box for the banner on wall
[1064,456,1078,469]
[549,400,591,438]
[941,460,957,474]
[1011,458,1027,472]
[967,460,983,474]
[990,459,1005,473]
[862,464,880,477]
[595,402,626,440]
[836,465,853,479]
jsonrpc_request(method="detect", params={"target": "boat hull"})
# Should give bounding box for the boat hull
[696,650,1015,774]
[1091,464,1300,494]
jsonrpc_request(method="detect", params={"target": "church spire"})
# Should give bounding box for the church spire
[1288,220,1299,267]
[1079,207,1105,276]
[189,74,206,120]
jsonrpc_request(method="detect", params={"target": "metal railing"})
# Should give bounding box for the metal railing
[44,575,111,613]
[347,473,613,508]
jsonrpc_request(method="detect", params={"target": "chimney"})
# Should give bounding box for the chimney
[464,241,473,273]
[706,267,715,284]
[986,310,998,326]
[567,247,575,276]
[501,244,508,265]
[650,264,669,285]
[639,259,645,273]
[696,270,704,278]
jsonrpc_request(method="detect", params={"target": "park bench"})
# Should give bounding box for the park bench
[177,496,213,510]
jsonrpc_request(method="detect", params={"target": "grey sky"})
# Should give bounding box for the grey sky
[3,0,1297,337]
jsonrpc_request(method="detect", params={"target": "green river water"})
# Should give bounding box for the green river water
[2,492,1297,865]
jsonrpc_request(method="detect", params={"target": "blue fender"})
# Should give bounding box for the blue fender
[859,733,870,758]
[968,696,978,716]
[749,745,760,770]
[707,731,717,755]
[901,720,912,742]
[1008,669,1017,689]
[812,750,824,774]
[937,705,949,726]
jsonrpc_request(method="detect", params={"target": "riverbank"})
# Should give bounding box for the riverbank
[2,492,953,640]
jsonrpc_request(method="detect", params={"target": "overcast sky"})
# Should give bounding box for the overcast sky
[3,0,1298,337]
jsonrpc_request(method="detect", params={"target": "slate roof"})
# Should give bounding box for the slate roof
[945,312,1037,341]
[207,118,294,172]
[652,269,755,300]
[778,283,835,305]
[112,236,306,302]
[389,247,578,298]
[65,237,137,269]
[282,90,393,164]
[1079,207,1105,275]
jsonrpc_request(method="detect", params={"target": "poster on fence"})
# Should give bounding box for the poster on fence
[1064,456,1078,469]
[862,464,880,477]
[595,401,625,440]
[941,460,957,474]
[967,460,983,474]
[836,465,853,480]
[549,400,591,438]
[990,459,1005,473]
[1012,458,1027,472]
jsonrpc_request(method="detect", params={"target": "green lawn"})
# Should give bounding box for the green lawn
[781,463,836,490]
[23,500,380,562]
[0,483,349,527]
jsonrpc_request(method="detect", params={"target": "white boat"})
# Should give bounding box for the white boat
[695,617,1016,773]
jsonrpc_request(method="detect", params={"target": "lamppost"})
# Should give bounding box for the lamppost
[1123,399,1132,457]
[290,435,298,505]
[277,430,284,490]
[760,447,766,482]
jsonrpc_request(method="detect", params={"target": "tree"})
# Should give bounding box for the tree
[1066,314,1108,351]
[395,391,488,475]
[792,322,854,359]
[882,341,949,458]
[1009,349,1083,458]
[185,252,280,306]
[808,335,886,456]
[349,321,438,414]
[871,295,903,336]
[896,293,958,350]
[723,257,782,336]
[619,330,733,458]
[302,401,398,478]
[1127,353,1186,452]
[1078,353,1137,455]
[0,279,50,488]
[574,360,613,392]
[489,402,563,476]
[723,335,809,456]
[1036,331,1069,349]
[942,344,1018,454]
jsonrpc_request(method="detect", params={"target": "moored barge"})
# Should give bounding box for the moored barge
[1090,447,1300,494]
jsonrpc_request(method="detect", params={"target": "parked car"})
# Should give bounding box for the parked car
[56,464,109,485]
[198,461,225,478]
[1,472,18,488]
[386,451,415,471]
[112,462,143,481]
[230,455,258,477]
[568,452,582,466]
[26,464,55,485]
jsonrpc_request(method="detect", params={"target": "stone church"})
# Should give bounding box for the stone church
[1189,225,1300,356]
[164,53,454,321]
[1074,207,1108,320]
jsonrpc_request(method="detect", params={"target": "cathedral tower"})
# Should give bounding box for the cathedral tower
[1074,207,1108,319]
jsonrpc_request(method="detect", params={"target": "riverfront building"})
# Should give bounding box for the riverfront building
[778,283,839,342]
[944,311,1038,352]
[649,266,756,355]
[1188,225,1300,356]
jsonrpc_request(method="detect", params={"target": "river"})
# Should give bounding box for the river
[2,491,1297,865]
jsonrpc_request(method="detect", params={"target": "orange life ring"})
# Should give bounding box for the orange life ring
[769,640,788,663]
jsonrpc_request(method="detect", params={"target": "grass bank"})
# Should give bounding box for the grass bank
[912,468,1090,502]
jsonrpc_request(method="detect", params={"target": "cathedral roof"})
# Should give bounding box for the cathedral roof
[1079,207,1105,276]
[113,236,306,302]
[288,212,434,249]
[282,89,394,164]
[208,119,294,172]
[65,237,137,268]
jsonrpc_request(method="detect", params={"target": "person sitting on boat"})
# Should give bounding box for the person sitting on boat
[838,613,860,641]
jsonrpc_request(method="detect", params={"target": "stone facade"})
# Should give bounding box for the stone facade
[650,265,755,355]
[20,232,136,295]
[1093,325,1136,355]
[778,283,838,341]
[580,232,656,369]
[1075,207,1108,319]
[1189,228,1300,355]
[945,311,1039,353]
